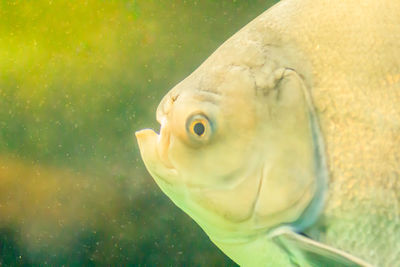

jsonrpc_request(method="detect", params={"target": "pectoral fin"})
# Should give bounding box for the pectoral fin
[271,229,373,267]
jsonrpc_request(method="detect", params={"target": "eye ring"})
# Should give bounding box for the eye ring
[186,114,213,142]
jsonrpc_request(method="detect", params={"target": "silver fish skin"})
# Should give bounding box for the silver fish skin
[136,0,400,266]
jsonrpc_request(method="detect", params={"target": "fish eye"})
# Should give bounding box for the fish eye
[192,121,205,136]
[186,114,213,142]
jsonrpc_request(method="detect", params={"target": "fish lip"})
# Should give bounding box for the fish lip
[135,128,179,184]
[156,118,176,170]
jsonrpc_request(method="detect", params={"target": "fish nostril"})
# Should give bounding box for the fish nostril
[156,92,179,125]
[171,94,179,102]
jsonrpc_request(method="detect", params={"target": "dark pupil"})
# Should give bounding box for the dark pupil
[193,122,205,136]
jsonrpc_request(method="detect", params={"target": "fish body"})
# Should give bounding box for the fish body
[136,0,400,266]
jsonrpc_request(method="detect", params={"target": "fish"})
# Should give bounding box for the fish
[135,0,400,266]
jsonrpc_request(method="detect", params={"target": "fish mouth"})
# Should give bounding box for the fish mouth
[155,118,175,170]
[135,128,179,184]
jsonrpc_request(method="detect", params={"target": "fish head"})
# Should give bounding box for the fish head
[136,39,324,242]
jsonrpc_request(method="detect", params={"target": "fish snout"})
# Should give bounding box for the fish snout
[135,129,159,161]
[135,128,178,183]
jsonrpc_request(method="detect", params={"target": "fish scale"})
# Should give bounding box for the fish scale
[282,0,400,259]
[289,1,400,264]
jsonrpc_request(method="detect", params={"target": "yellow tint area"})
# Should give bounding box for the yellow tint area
[0,0,277,265]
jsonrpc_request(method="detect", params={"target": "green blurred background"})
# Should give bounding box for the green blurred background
[0,0,278,265]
